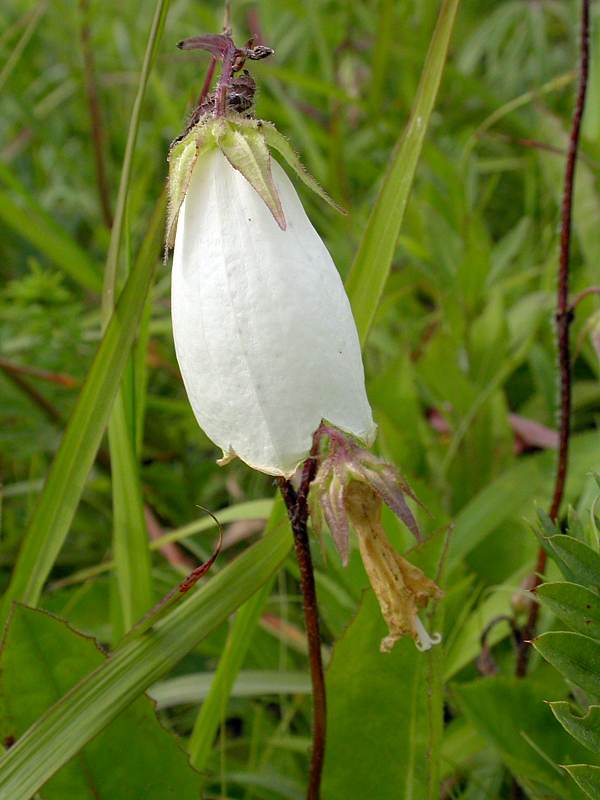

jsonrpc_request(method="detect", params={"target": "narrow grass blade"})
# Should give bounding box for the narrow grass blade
[345,0,460,345]
[189,579,274,771]
[187,505,285,772]
[0,194,166,628]
[150,670,311,709]
[101,0,170,320]
[108,394,153,636]
[0,517,292,800]
[100,0,170,638]
[0,1,46,93]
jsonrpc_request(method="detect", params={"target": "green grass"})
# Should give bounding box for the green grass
[1,0,599,798]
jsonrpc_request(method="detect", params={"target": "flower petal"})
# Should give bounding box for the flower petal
[171,149,375,476]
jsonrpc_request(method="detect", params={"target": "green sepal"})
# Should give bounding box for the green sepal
[215,119,286,230]
[261,121,346,214]
[166,112,344,249]
[166,125,208,249]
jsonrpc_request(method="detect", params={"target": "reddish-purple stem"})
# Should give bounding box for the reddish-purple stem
[278,444,324,800]
[197,56,216,106]
[515,0,590,678]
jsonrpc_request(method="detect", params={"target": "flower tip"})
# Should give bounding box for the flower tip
[380,634,400,654]
[414,616,442,652]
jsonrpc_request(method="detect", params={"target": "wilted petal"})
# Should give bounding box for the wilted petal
[362,465,421,541]
[172,149,375,476]
[324,471,350,564]
[344,482,442,653]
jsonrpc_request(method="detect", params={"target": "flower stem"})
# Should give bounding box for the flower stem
[515,0,590,679]
[278,450,325,800]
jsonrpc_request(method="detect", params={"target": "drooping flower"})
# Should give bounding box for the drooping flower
[310,427,442,653]
[169,114,376,477]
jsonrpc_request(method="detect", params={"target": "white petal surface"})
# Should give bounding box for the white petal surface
[171,149,376,477]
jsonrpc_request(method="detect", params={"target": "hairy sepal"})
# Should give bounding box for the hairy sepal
[167,115,345,250]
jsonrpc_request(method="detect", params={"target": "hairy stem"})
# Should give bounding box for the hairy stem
[515,0,590,678]
[278,450,324,800]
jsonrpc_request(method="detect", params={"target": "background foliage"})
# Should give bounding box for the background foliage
[1,0,600,798]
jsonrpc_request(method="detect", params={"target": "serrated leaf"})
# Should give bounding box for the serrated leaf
[547,536,600,589]
[261,122,345,214]
[217,124,286,229]
[0,605,202,799]
[534,632,600,698]
[550,702,600,754]
[538,582,600,640]
[455,677,587,799]
[563,764,600,799]
[531,526,579,583]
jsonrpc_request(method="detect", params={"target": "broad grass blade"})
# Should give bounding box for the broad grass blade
[0,516,291,800]
[345,0,460,345]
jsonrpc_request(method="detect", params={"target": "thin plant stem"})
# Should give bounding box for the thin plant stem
[78,0,113,228]
[515,0,590,678]
[197,56,216,106]
[278,448,324,800]
[569,285,600,311]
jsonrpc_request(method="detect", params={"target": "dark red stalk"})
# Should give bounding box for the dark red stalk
[78,0,113,228]
[515,0,590,678]
[196,56,216,106]
[278,446,324,800]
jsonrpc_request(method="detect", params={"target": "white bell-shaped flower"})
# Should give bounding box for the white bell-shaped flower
[171,148,376,477]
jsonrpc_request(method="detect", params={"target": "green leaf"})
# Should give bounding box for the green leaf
[323,530,446,799]
[538,582,600,640]
[455,677,586,798]
[322,592,430,799]
[0,513,292,800]
[534,632,600,698]
[345,0,460,345]
[563,765,600,799]
[0,605,202,799]
[0,194,166,628]
[546,536,600,590]
[550,702,600,754]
